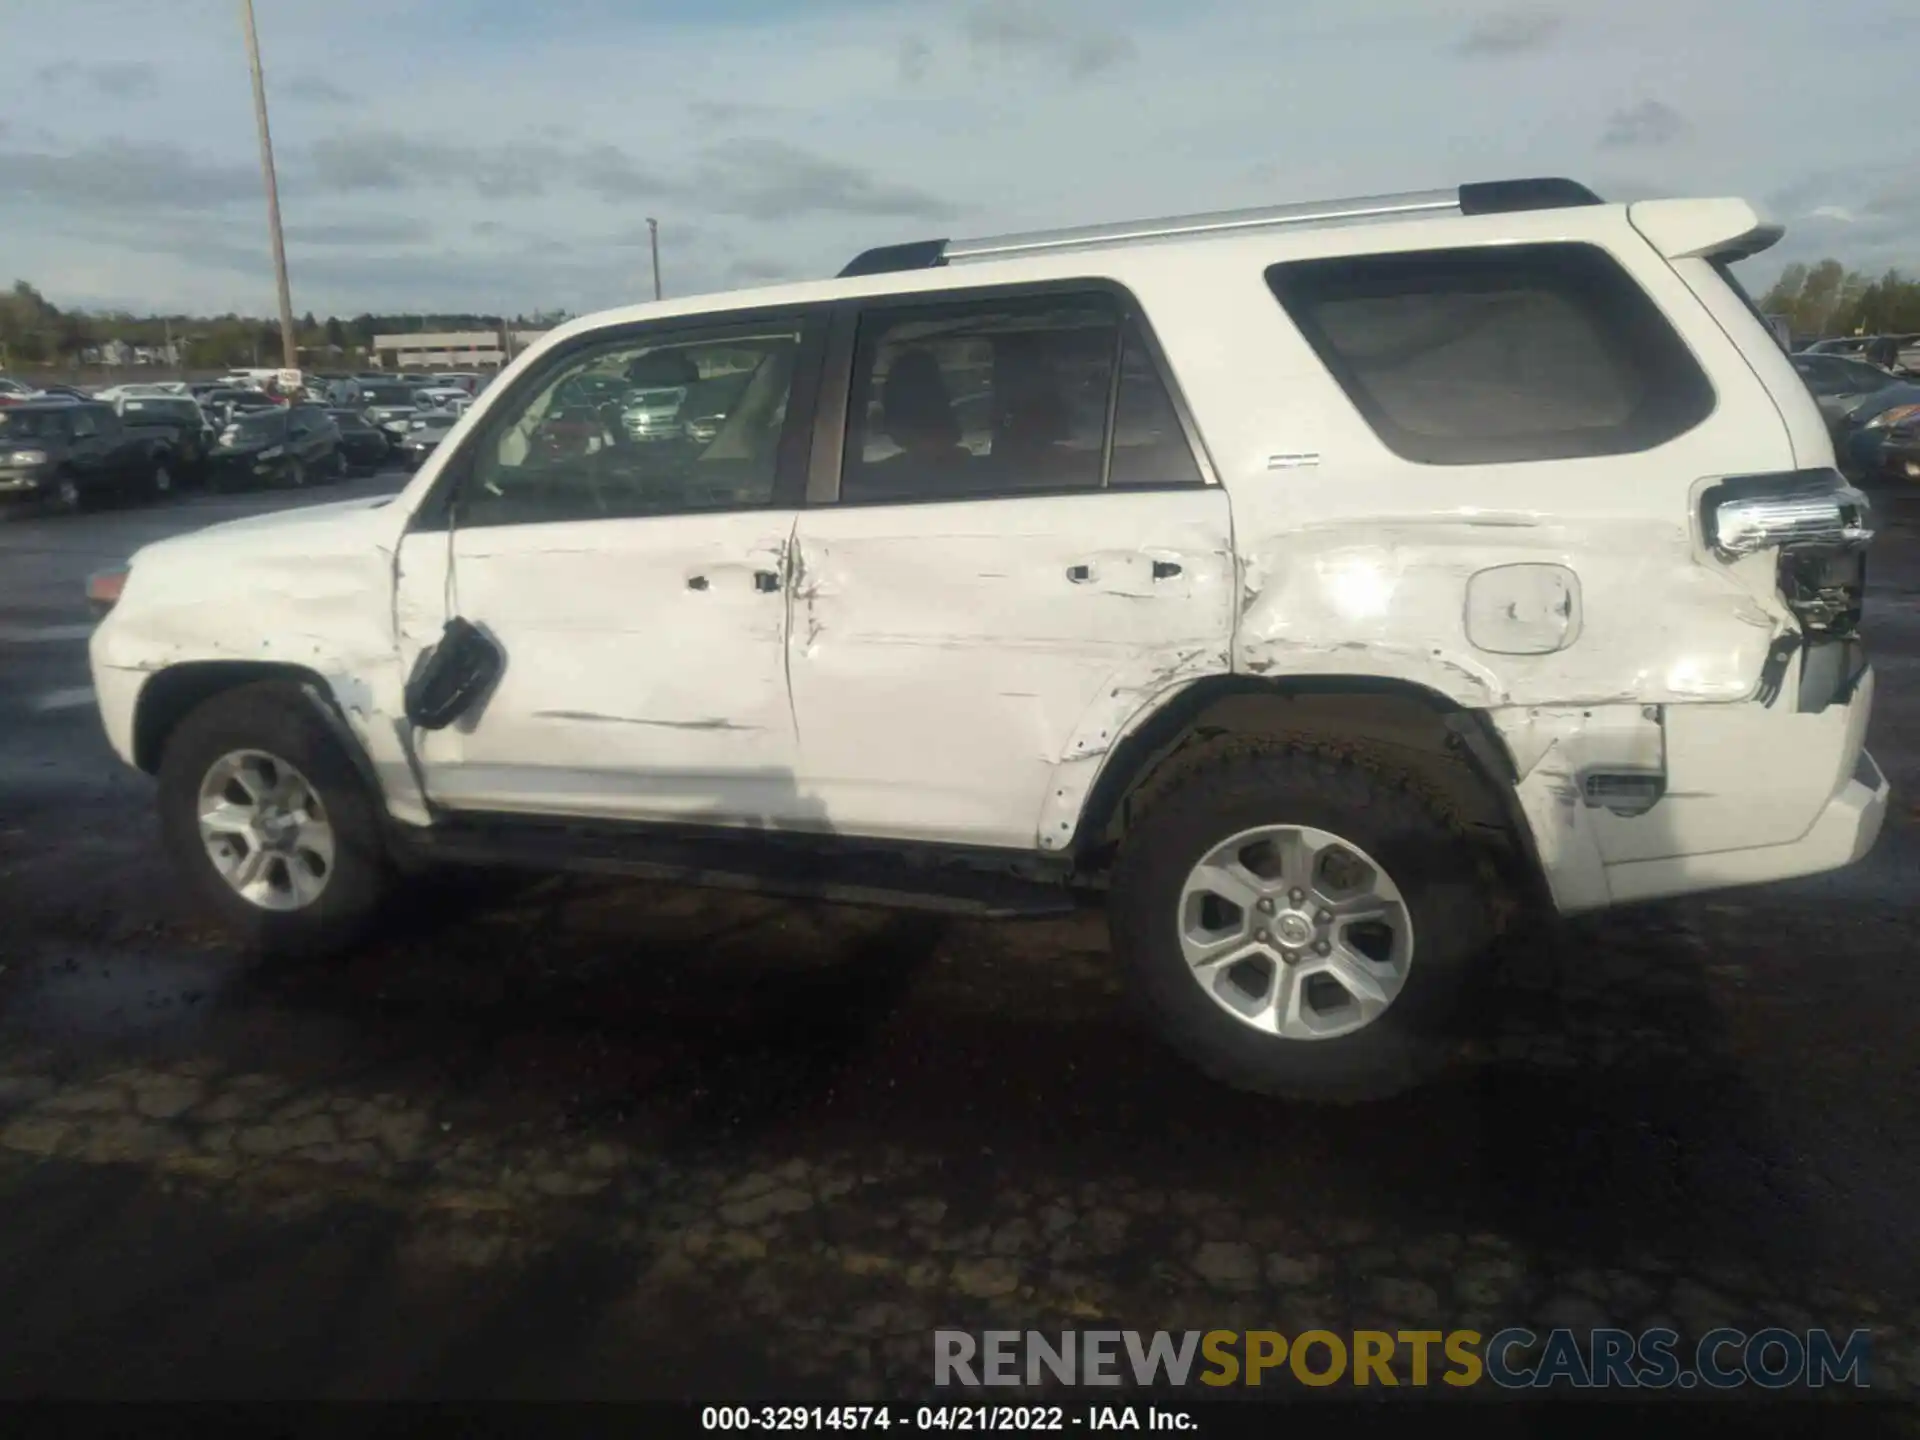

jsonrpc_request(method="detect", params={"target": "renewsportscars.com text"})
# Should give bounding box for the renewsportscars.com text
[934,1327,1872,1390]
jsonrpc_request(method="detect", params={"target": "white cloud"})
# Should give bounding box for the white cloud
[0,0,1914,315]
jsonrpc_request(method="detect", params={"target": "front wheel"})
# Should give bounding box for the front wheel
[1108,745,1493,1103]
[285,458,307,489]
[54,473,86,514]
[148,458,175,500]
[157,681,391,959]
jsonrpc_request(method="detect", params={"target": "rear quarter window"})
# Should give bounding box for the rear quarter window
[1265,242,1716,465]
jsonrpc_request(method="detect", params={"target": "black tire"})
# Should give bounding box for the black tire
[148,455,175,500]
[157,680,391,960]
[285,458,307,489]
[1108,745,1493,1103]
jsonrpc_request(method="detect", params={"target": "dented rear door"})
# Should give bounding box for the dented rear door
[784,289,1234,850]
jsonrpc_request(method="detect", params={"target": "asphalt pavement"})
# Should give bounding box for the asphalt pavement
[1,474,1918,1405]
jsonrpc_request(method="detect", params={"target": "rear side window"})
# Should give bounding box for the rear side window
[1265,243,1715,465]
[839,294,1204,504]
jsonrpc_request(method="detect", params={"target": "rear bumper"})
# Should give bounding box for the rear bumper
[1604,749,1887,904]
[1505,658,1886,913]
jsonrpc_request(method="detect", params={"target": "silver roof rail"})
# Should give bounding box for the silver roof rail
[834,179,1604,277]
[944,188,1460,263]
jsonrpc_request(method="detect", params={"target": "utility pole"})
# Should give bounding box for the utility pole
[239,0,298,373]
[646,217,662,300]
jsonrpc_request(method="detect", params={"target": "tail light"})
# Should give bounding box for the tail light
[1700,468,1872,712]
[1702,468,1873,560]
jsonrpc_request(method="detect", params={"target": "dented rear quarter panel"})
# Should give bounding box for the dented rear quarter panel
[1118,204,1802,715]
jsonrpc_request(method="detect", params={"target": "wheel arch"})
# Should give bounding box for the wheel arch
[1069,673,1552,921]
[133,661,383,805]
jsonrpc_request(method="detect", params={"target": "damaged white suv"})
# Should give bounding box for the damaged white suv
[90,178,1886,1101]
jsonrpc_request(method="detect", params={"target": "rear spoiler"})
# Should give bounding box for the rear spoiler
[1628,198,1784,263]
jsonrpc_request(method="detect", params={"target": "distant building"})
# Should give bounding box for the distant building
[369,329,548,370]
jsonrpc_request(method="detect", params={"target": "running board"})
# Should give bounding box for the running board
[392,816,1082,919]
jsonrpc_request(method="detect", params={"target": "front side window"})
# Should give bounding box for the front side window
[840,293,1202,503]
[69,409,98,439]
[1266,243,1716,465]
[455,321,805,529]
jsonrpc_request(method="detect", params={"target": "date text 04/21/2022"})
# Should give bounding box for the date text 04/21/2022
[700,1405,1193,1432]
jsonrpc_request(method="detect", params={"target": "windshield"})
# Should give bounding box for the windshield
[226,411,285,445]
[0,410,64,439]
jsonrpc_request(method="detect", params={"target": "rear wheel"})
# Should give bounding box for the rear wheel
[157,681,391,959]
[1108,745,1493,1102]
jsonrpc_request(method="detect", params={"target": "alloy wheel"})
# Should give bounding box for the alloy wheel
[196,749,336,912]
[1177,823,1413,1040]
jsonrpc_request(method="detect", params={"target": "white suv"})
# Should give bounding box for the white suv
[88,178,1886,1100]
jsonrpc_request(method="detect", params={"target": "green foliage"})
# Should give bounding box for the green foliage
[1759,259,1920,338]
[0,280,541,373]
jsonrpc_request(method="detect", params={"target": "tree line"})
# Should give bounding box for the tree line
[0,280,573,372]
[1757,260,1920,341]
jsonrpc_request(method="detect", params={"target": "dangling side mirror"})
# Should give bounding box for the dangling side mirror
[404,617,504,730]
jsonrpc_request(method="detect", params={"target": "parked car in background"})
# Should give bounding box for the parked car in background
[411,386,469,413]
[1791,352,1906,426]
[208,404,343,491]
[1842,396,1920,480]
[357,381,423,443]
[33,384,92,402]
[200,387,280,428]
[1789,352,1920,481]
[1864,414,1920,483]
[1803,337,1873,358]
[1803,335,1920,374]
[328,408,392,472]
[0,377,39,406]
[113,394,216,482]
[430,372,483,395]
[0,399,176,511]
[679,369,754,446]
[397,409,460,467]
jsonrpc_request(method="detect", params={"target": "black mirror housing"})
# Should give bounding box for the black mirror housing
[404,617,504,729]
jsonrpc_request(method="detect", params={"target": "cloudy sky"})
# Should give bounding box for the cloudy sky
[2,0,1915,318]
